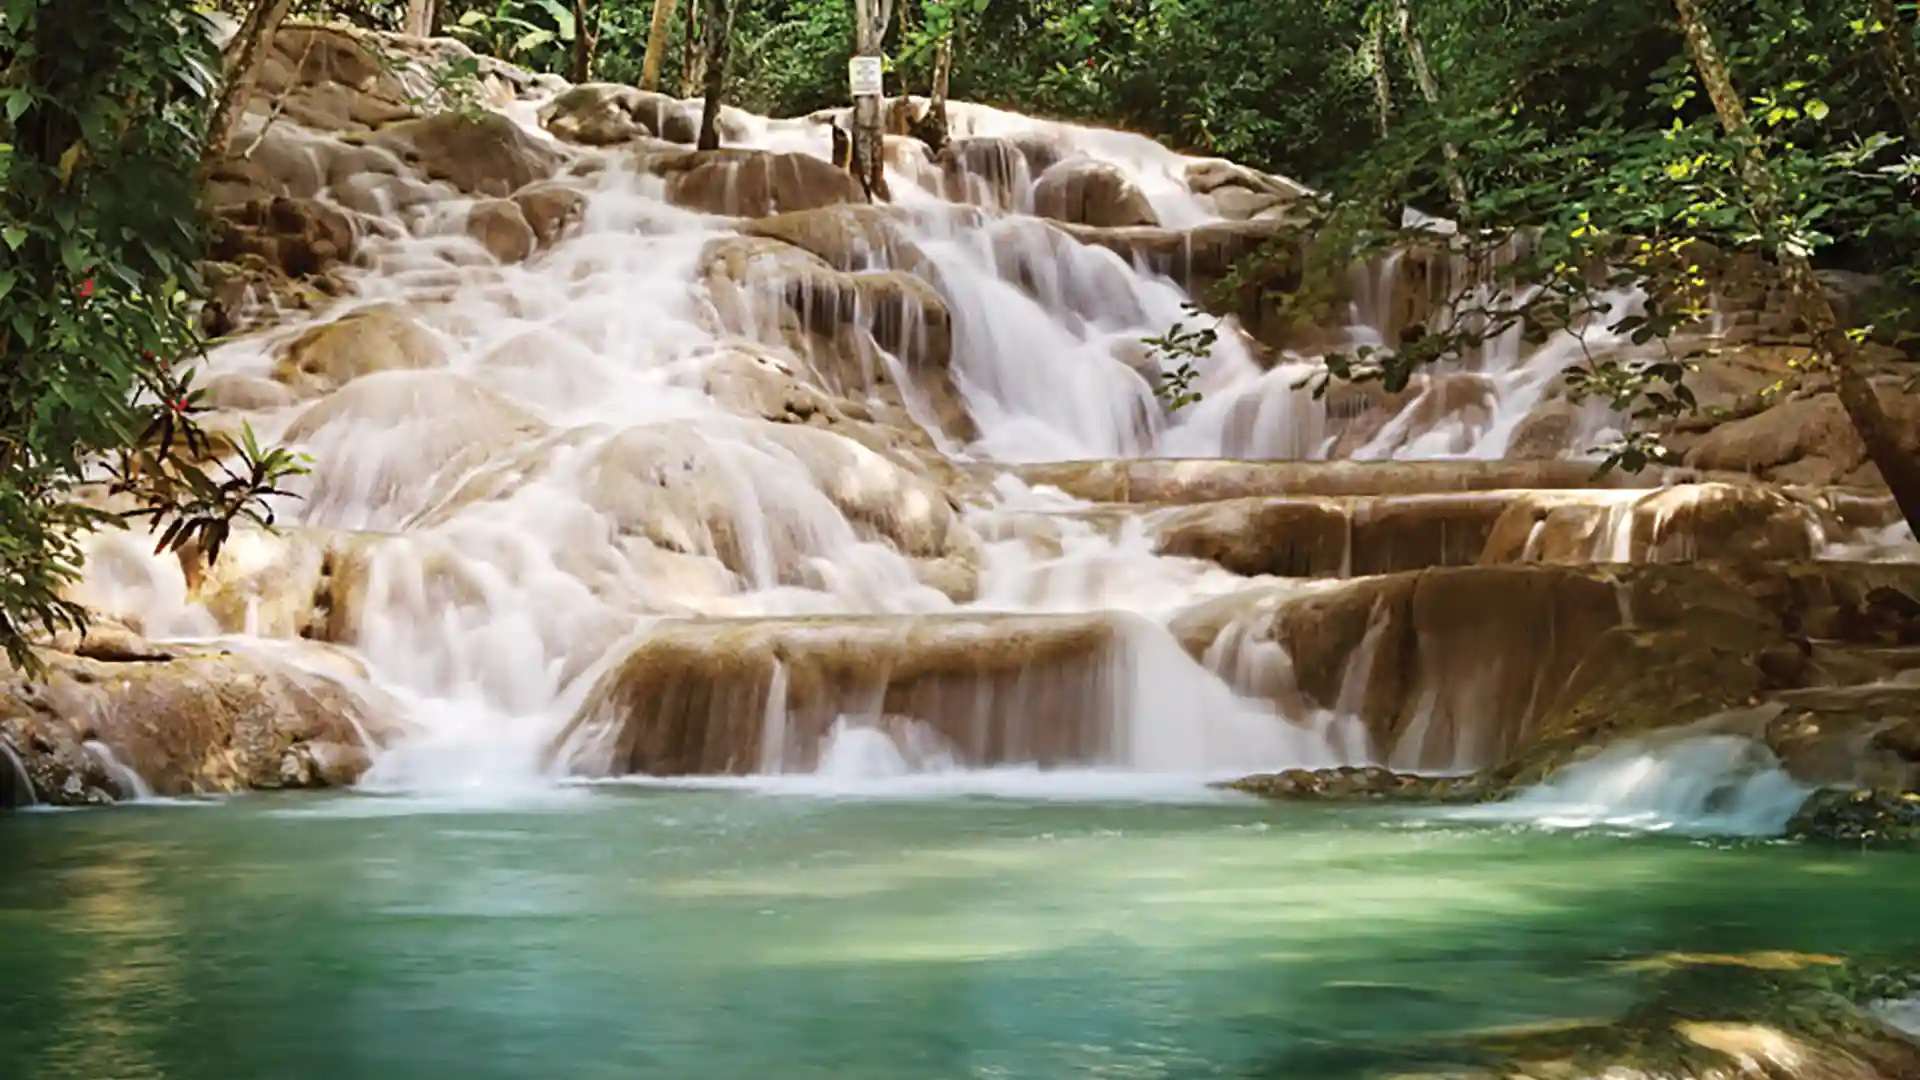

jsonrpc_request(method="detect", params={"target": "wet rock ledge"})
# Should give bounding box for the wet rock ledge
[0,623,398,808]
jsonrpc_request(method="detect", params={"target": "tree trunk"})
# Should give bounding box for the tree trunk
[852,0,895,201]
[1366,8,1393,137]
[403,0,437,36]
[1673,0,1920,537]
[1388,0,1465,214]
[570,0,596,83]
[199,0,295,182]
[696,0,732,151]
[641,0,680,91]
[682,0,705,96]
[907,32,953,153]
[1870,0,1920,144]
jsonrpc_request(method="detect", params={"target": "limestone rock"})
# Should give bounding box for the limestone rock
[0,635,396,804]
[419,416,977,586]
[211,196,360,279]
[645,148,865,218]
[465,198,537,263]
[541,83,698,145]
[932,135,1060,208]
[992,459,1691,504]
[255,23,418,133]
[512,182,588,248]
[286,370,548,525]
[363,111,563,197]
[273,306,448,395]
[701,234,975,443]
[1683,383,1920,487]
[1031,157,1159,228]
[550,613,1129,776]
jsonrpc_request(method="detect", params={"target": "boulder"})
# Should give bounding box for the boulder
[1224,765,1488,803]
[1787,788,1920,847]
[512,182,589,248]
[211,196,359,279]
[417,416,978,586]
[254,23,417,133]
[1031,157,1159,228]
[540,83,699,145]
[0,632,396,804]
[465,197,537,263]
[1683,383,1920,487]
[549,613,1129,776]
[363,111,563,197]
[645,148,865,218]
[701,235,975,443]
[273,306,448,395]
[932,135,1061,208]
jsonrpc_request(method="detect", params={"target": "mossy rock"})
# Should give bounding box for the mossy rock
[1400,954,1920,1080]
[1787,789,1920,848]
[1223,765,1491,804]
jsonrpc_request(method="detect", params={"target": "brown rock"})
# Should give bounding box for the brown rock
[211,196,359,279]
[550,613,1128,776]
[274,306,448,395]
[645,148,865,218]
[1032,158,1159,228]
[0,636,396,803]
[541,83,698,145]
[701,235,975,443]
[512,182,588,248]
[1684,383,1920,486]
[364,111,563,197]
[466,198,537,263]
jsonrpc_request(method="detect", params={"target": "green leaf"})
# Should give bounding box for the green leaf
[1,226,22,251]
[1805,99,1829,122]
[2,89,28,124]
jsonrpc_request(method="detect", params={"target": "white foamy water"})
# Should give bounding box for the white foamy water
[1446,734,1813,837]
[64,48,1804,799]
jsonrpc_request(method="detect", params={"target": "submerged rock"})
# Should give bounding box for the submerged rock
[1224,765,1488,803]
[1786,789,1920,847]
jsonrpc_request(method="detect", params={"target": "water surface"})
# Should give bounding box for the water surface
[2,787,1915,1080]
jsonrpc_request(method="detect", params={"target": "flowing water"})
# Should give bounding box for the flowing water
[4,789,1920,1080]
[16,45,1920,1077]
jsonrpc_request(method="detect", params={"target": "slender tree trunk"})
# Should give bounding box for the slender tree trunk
[1388,0,1465,214]
[1673,0,1920,537]
[403,0,437,36]
[1366,8,1393,137]
[1870,0,1920,144]
[696,0,732,150]
[925,34,952,150]
[641,0,680,91]
[682,0,705,96]
[852,0,895,201]
[570,0,596,83]
[199,0,295,181]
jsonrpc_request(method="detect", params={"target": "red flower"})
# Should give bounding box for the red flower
[169,397,188,413]
[77,278,94,299]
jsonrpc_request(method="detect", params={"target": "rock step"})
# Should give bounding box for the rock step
[976,482,1906,578]
[972,459,1736,503]
[548,563,1920,784]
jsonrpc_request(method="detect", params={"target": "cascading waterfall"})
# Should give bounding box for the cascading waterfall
[1446,733,1813,836]
[61,37,1905,803]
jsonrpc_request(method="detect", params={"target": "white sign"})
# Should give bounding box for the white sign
[848,56,884,98]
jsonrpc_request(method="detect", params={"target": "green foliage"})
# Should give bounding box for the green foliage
[0,0,308,672]
[1195,0,1920,473]
[1142,305,1216,411]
